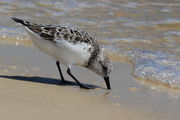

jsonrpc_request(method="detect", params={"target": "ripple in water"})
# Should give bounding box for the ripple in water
[131,49,180,88]
[107,46,180,89]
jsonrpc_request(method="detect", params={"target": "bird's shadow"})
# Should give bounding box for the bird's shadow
[0,75,100,89]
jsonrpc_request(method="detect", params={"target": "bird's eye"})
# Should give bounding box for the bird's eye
[103,66,107,71]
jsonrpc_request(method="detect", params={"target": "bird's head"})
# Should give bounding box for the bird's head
[88,49,113,89]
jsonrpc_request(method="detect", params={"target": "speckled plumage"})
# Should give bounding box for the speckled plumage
[12,18,100,66]
[12,17,112,89]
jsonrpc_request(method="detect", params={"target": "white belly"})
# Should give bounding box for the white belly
[27,29,91,66]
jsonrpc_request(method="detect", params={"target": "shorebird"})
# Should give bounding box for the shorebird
[12,17,112,89]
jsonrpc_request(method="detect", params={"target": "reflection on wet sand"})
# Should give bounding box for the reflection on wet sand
[0,36,33,47]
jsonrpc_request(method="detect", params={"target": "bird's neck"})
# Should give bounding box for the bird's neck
[85,54,103,76]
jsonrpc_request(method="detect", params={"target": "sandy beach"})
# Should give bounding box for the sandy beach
[0,73,152,120]
[1,44,179,120]
[0,0,179,119]
[0,47,153,120]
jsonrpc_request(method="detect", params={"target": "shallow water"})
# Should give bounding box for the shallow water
[0,0,180,118]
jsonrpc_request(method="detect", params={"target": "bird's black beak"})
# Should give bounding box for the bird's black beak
[104,76,111,90]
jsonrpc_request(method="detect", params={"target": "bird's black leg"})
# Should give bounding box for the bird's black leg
[67,68,92,89]
[56,61,66,83]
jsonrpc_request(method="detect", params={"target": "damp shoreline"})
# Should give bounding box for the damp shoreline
[0,44,180,120]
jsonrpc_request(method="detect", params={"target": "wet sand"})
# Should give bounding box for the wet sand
[0,44,179,120]
[0,73,153,120]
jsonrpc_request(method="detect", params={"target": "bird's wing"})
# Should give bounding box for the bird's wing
[12,17,100,59]
[12,18,97,44]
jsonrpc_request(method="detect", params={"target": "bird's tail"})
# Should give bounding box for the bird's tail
[11,17,28,26]
[12,17,40,28]
[11,17,44,35]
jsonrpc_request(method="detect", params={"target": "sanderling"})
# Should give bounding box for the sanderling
[12,17,112,89]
